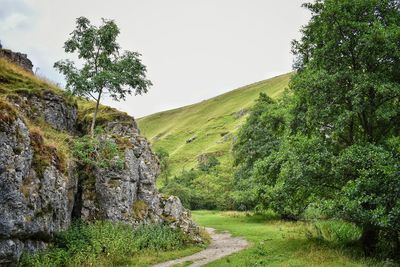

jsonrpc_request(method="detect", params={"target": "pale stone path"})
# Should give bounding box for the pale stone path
[152,228,249,267]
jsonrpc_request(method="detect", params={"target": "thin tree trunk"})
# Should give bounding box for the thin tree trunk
[90,90,102,137]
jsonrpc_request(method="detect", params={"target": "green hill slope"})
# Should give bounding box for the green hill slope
[138,73,292,180]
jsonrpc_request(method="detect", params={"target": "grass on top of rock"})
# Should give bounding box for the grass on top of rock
[0,57,131,136]
[0,97,18,124]
[20,221,205,267]
[77,99,133,132]
[0,57,75,106]
[192,210,389,267]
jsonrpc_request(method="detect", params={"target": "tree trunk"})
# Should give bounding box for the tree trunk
[389,230,400,259]
[395,231,400,259]
[361,225,379,256]
[90,90,102,137]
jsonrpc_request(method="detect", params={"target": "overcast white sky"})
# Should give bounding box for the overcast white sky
[0,0,310,118]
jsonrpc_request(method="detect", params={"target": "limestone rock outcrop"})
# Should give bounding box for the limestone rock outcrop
[0,109,77,264]
[7,91,77,133]
[0,70,201,265]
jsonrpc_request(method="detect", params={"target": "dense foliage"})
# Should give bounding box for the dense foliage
[161,156,239,210]
[234,0,400,258]
[19,222,191,267]
[54,17,151,135]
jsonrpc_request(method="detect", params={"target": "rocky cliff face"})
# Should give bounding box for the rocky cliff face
[0,49,33,73]
[74,118,199,238]
[0,57,200,265]
[0,102,76,264]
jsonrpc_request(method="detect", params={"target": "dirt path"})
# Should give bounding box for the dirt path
[152,228,249,267]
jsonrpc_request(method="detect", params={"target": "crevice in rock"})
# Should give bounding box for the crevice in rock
[71,176,83,220]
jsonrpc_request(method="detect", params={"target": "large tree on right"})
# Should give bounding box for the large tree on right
[290,0,400,256]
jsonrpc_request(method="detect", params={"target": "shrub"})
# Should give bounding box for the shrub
[72,132,124,170]
[198,155,220,172]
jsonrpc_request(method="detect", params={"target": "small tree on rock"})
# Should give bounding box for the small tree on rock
[55,17,152,136]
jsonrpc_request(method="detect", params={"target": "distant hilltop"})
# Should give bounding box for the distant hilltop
[0,44,33,73]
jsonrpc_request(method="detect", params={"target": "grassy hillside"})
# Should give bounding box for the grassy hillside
[138,73,292,180]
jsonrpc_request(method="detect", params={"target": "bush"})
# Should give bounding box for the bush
[19,221,191,267]
[198,155,220,172]
[72,133,124,170]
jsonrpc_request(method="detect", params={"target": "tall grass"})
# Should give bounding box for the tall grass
[305,220,361,246]
[19,221,191,267]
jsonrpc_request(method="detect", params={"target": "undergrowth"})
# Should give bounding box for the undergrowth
[19,222,192,267]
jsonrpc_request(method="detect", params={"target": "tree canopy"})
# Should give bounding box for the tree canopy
[234,0,400,257]
[55,17,152,135]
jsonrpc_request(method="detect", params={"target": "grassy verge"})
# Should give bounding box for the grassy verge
[20,222,205,267]
[192,211,385,267]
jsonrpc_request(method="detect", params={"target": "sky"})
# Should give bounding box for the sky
[0,0,310,118]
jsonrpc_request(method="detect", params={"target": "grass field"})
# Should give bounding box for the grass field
[138,73,291,181]
[192,211,384,267]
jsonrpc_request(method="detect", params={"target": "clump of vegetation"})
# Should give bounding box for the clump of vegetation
[0,58,75,106]
[19,221,192,267]
[29,129,53,177]
[161,156,239,210]
[155,147,171,184]
[198,155,220,172]
[0,97,18,124]
[132,200,148,220]
[305,220,362,246]
[72,131,125,170]
[28,127,68,177]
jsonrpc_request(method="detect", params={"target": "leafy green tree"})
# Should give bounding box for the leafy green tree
[232,93,286,210]
[234,0,400,256]
[55,17,152,136]
[329,143,400,256]
[289,0,400,255]
[291,0,400,144]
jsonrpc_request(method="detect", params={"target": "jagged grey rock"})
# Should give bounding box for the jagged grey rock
[78,118,200,240]
[7,91,77,133]
[0,84,201,264]
[0,117,76,265]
